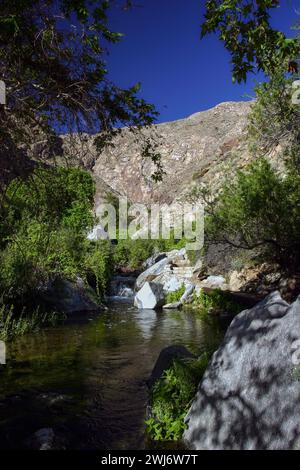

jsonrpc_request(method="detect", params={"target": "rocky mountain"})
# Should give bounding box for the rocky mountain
[62,101,258,208]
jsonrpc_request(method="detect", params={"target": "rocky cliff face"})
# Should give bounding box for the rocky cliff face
[62,101,255,207]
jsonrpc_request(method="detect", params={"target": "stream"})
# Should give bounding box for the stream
[0,300,219,450]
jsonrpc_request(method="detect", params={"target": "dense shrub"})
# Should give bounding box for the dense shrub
[248,72,300,172]
[0,167,111,306]
[84,240,113,300]
[205,159,300,270]
[113,238,158,270]
[113,233,187,271]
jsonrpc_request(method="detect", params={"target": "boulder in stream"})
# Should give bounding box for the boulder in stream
[184,291,300,450]
[134,282,165,310]
[148,345,195,388]
[38,277,100,315]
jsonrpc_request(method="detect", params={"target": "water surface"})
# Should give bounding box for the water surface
[0,304,217,449]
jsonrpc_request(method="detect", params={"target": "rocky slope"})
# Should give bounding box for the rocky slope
[62,101,256,207]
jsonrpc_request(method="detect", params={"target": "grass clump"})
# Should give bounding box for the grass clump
[0,304,64,341]
[291,365,300,382]
[145,354,211,441]
[165,285,186,304]
[191,288,242,318]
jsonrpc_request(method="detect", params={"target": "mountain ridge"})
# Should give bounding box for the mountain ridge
[61,100,270,210]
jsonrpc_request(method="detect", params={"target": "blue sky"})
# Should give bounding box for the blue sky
[106,0,300,123]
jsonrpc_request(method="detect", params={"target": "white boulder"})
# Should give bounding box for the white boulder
[134,282,165,310]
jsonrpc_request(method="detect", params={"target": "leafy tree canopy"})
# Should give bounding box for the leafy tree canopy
[0,0,159,188]
[201,0,300,82]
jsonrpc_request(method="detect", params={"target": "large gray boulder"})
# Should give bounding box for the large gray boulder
[184,291,300,450]
[134,282,165,310]
[39,277,100,315]
[135,258,170,291]
[135,249,191,292]
[142,252,167,270]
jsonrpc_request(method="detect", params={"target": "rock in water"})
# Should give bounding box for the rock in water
[162,301,182,310]
[184,291,300,450]
[134,282,165,310]
[148,345,195,388]
[38,277,99,315]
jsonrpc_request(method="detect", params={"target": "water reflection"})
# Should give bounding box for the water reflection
[0,304,218,450]
[134,309,157,340]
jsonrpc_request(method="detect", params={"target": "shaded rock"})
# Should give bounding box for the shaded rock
[180,284,195,302]
[148,345,195,388]
[143,252,167,270]
[134,282,165,310]
[39,277,100,315]
[29,428,55,450]
[184,291,300,450]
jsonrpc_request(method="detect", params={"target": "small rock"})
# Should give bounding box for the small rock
[29,428,55,450]
[147,345,195,388]
[180,284,195,303]
[162,301,182,309]
[201,275,227,289]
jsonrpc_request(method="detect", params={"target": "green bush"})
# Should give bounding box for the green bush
[0,167,111,309]
[84,240,113,300]
[113,238,158,270]
[248,71,300,172]
[146,354,211,441]
[113,232,188,271]
[205,159,300,269]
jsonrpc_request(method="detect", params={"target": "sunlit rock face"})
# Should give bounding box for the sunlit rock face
[184,292,300,450]
[62,101,257,208]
